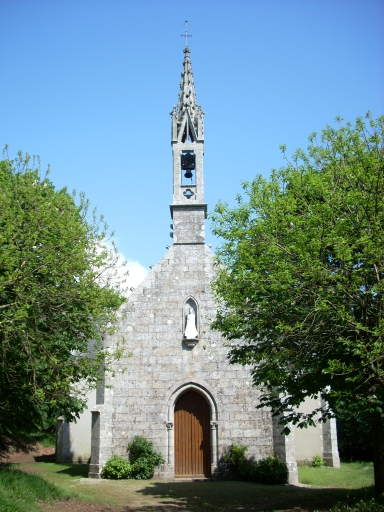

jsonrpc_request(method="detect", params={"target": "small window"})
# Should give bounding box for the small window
[183,189,194,199]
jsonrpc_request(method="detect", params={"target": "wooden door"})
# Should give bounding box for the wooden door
[174,390,211,477]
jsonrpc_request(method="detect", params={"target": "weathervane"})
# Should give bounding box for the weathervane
[181,20,192,47]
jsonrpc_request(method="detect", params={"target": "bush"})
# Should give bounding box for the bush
[128,436,165,480]
[254,456,288,485]
[330,499,384,511]
[131,457,157,480]
[101,455,132,479]
[223,444,249,479]
[223,445,288,485]
[247,459,259,480]
[312,454,325,467]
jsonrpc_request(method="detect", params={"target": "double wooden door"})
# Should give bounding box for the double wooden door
[174,390,211,477]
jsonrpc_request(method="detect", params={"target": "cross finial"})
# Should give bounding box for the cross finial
[181,20,192,47]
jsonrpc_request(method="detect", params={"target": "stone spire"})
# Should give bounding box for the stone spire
[170,45,207,244]
[171,48,204,143]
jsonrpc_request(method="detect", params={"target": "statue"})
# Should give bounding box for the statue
[184,307,198,339]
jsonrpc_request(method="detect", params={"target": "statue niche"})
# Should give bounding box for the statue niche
[183,298,199,347]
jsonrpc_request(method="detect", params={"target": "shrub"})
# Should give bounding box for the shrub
[128,435,154,461]
[330,499,384,512]
[131,457,157,480]
[312,454,325,467]
[101,455,132,479]
[247,459,259,480]
[253,456,288,485]
[128,435,165,480]
[223,444,249,479]
[223,445,288,485]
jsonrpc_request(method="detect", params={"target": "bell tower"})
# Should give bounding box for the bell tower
[170,45,207,244]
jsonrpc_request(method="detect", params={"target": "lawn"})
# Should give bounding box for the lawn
[0,467,69,512]
[2,459,377,512]
[298,462,374,489]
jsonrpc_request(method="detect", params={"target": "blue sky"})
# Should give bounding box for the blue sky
[1,0,383,284]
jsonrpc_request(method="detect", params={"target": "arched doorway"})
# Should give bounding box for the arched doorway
[174,389,211,477]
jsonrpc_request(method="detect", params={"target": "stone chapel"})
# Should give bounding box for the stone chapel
[56,45,340,483]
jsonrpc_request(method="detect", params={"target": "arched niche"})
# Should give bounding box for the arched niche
[183,296,199,347]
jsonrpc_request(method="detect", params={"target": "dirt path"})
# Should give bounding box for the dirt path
[40,499,120,511]
[0,443,55,464]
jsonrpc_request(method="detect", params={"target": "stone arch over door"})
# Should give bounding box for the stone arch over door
[174,389,211,477]
[165,380,219,477]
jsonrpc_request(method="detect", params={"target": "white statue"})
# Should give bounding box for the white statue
[184,307,198,339]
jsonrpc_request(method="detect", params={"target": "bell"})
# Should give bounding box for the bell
[184,170,193,179]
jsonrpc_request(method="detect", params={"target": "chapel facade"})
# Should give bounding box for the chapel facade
[57,45,340,482]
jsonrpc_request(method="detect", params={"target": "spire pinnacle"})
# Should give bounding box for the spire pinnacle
[170,41,204,143]
[178,46,197,114]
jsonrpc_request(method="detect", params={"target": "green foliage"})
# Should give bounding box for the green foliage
[223,445,287,485]
[131,457,157,480]
[223,444,249,479]
[312,455,325,467]
[127,435,165,480]
[331,499,384,512]
[101,455,132,480]
[0,467,66,511]
[128,435,155,462]
[31,431,56,448]
[253,456,288,485]
[210,115,384,489]
[0,150,127,437]
[335,402,372,461]
[211,114,384,423]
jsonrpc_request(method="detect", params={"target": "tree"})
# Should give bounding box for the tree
[0,151,127,437]
[334,402,372,462]
[210,114,384,492]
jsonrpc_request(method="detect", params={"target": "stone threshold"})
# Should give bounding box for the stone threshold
[174,476,211,481]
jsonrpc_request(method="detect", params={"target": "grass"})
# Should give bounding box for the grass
[0,467,69,512]
[0,457,376,511]
[5,460,377,511]
[2,429,376,511]
[27,431,56,449]
[298,462,374,489]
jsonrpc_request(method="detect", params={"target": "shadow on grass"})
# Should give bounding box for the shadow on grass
[133,480,377,511]
[57,464,90,478]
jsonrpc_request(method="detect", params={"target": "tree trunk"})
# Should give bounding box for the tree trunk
[371,412,384,494]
